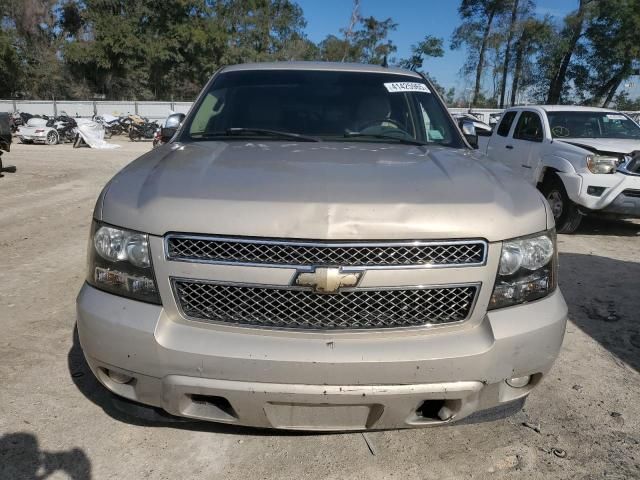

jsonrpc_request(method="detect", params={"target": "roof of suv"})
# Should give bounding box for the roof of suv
[508,105,618,113]
[222,61,422,78]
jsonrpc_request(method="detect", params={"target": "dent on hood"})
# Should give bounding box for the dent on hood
[100,141,548,242]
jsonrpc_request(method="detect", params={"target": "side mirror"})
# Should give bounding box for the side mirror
[161,113,186,143]
[460,119,478,149]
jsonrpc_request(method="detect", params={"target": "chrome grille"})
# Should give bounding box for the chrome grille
[166,236,486,267]
[173,280,478,330]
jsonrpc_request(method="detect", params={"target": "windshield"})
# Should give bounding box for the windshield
[186,69,463,147]
[547,111,640,140]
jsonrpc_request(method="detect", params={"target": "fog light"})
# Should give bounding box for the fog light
[506,375,531,388]
[107,370,133,384]
[587,186,606,197]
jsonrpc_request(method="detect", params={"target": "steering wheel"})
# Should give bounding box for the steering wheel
[552,125,570,137]
[357,118,407,133]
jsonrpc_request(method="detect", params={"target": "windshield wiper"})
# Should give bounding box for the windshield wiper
[344,132,427,146]
[194,128,320,142]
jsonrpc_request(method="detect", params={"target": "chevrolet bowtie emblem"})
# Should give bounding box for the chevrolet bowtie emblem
[294,267,362,294]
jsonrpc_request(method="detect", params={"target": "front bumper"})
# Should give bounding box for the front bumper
[598,189,640,217]
[77,284,567,430]
[18,134,47,143]
[560,171,640,217]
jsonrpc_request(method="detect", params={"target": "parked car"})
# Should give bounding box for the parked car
[485,106,640,233]
[0,112,16,177]
[16,117,59,145]
[77,62,567,431]
[15,114,78,145]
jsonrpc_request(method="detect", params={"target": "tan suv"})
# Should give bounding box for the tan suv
[77,62,567,431]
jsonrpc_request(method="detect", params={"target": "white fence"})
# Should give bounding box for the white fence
[0,100,193,122]
[448,108,504,124]
[1,100,504,124]
[1,100,638,126]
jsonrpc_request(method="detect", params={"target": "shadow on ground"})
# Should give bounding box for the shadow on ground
[577,217,640,237]
[559,252,640,372]
[0,432,91,480]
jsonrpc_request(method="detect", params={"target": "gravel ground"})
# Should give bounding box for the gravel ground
[1,141,639,480]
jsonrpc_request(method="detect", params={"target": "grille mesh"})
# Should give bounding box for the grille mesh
[174,280,477,330]
[167,237,485,267]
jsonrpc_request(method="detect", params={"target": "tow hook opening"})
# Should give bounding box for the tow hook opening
[184,394,238,421]
[416,399,461,422]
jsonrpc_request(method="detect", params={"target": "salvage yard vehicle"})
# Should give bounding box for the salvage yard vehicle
[128,118,159,142]
[0,112,16,177]
[16,114,78,145]
[485,106,640,233]
[16,117,58,144]
[77,62,567,431]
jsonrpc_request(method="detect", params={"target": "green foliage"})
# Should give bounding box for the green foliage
[577,0,640,106]
[398,35,444,71]
[1,0,315,100]
[0,0,638,106]
[0,26,22,97]
[613,91,640,111]
[318,15,397,64]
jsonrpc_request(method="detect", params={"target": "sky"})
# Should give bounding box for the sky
[296,0,640,100]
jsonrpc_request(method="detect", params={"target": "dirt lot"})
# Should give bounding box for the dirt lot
[1,141,639,480]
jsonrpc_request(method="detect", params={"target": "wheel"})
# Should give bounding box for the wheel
[541,175,583,233]
[46,130,59,145]
[129,130,139,142]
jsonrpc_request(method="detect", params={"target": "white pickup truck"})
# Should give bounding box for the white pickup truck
[484,105,640,232]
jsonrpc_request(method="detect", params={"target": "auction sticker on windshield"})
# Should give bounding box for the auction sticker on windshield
[384,82,431,93]
[606,114,627,121]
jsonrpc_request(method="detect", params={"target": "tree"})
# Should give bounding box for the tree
[545,0,596,104]
[499,0,519,107]
[398,35,444,71]
[353,16,397,64]
[579,0,640,106]
[612,91,640,110]
[0,0,69,99]
[318,15,397,65]
[0,24,21,97]
[451,0,510,105]
[62,0,313,100]
[510,16,554,105]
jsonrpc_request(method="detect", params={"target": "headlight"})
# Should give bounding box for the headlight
[87,221,160,304]
[587,154,620,174]
[489,230,557,310]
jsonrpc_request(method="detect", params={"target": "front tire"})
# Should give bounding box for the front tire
[541,175,582,233]
[46,130,59,145]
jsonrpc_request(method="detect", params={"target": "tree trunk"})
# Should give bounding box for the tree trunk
[510,34,526,106]
[500,0,519,108]
[473,8,497,106]
[591,60,631,107]
[546,0,588,104]
[602,77,624,108]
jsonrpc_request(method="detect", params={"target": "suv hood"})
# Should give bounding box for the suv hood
[558,137,640,155]
[99,141,548,242]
